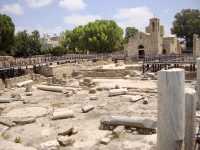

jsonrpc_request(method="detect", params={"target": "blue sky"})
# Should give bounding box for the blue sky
[0,0,199,36]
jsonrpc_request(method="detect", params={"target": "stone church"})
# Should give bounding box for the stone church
[125,18,181,58]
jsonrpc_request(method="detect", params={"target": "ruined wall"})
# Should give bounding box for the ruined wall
[163,37,179,54]
[193,34,200,57]
[50,64,81,79]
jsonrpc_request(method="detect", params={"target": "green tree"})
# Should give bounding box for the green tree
[124,27,138,43]
[0,14,15,55]
[171,9,200,48]
[59,30,72,49]
[13,30,41,57]
[49,46,66,56]
[70,25,85,53]
[82,20,123,53]
[61,20,124,54]
[14,30,30,57]
[29,30,42,55]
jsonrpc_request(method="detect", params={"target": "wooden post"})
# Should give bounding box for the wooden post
[157,68,185,150]
[184,88,196,150]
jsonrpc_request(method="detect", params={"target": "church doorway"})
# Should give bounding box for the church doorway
[138,45,145,59]
[162,49,167,55]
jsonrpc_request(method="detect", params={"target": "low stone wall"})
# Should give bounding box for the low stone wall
[52,64,80,79]
[81,69,137,78]
[39,64,81,79]
[1,74,47,89]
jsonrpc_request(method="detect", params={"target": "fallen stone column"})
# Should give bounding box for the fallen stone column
[17,80,33,87]
[100,115,156,131]
[37,85,64,93]
[108,89,128,97]
[51,109,74,120]
[0,98,14,103]
[184,88,197,150]
[157,68,185,150]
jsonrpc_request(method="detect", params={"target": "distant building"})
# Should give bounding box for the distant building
[41,34,60,49]
[125,18,181,58]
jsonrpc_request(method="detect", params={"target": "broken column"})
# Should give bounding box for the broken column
[184,88,197,150]
[16,80,33,88]
[37,85,64,93]
[25,83,32,92]
[157,68,185,150]
[196,58,200,109]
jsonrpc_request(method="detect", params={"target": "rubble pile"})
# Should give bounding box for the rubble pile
[0,61,158,150]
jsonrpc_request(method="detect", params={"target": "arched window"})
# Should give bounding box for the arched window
[152,22,155,32]
[138,45,144,49]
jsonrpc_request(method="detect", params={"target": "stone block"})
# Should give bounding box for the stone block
[52,109,74,120]
[109,89,128,97]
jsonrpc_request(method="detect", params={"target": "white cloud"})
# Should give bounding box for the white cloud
[25,0,54,8]
[114,6,154,31]
[0,3,23,16]
[16,25,64,35]
[59,0,86,11]
[64,14,101,26]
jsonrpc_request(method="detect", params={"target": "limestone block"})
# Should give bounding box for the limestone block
[25,84,32,92]
[0,98,14,103]
[40,140,59,150]
[113,126,125,137]
[108,88,128,97]
[16,80,33,87]
[37,85,64,93]
[89,96,98,101]
[57,136,75,146]
[52,108,74,120]
[57,126,74,136]
[26,92,33,96]
[100,137,112,145]
[100,116,156,130]
[81,105,95,113]
[122,95,144,102]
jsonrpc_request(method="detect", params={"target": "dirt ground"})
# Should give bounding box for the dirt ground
[0,62,193,150]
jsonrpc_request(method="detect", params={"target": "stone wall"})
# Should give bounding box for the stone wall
[163,37,178,54]
[42,64,82,79]
[125,17,180,57]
